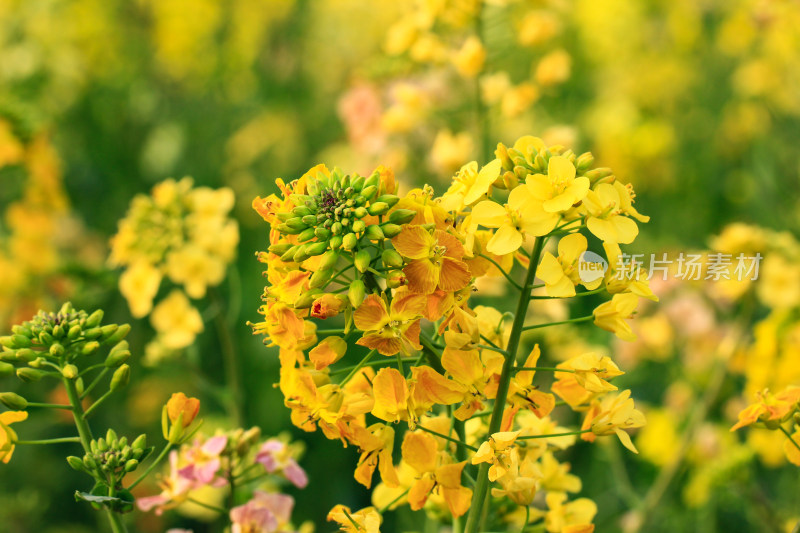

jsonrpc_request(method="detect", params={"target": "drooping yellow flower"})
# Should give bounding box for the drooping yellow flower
[592,293,639,341]
[602,242,658,301]
[525,155,589,214]
[327,505,382,533]
[542,492,597,533]
[582,183,639,244]
[581,389,646,453]
[471,430,521,481]
[471,188,557,256]
[353,290,426,356]
[392,226,472,294]
[730,387,800,431]
[556,352,624,393]
[0,411,28,464]
[538,234,602,297]
[309,336,347,371]
[351,423,399,490]
[402,431,472,517]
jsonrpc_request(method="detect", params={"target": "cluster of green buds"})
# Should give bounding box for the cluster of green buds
[494,140,615,190]
[68,430,152,494]
[0,302,131,394]
[267,168,417,307]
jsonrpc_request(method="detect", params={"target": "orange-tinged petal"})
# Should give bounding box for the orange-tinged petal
[354,295,389,331]
[309,336,347,370]
[402,431,438,473]
[390,289,428,319]
[442,486,473,517]
[439,257,472,292]
[408,476,436,511]
[435,461,466,488]
[411,366,466,405]
[357,334,403,356]
[404,259,440,294]
[371,368,408,422]
[434,230,466,259]
[393,225,434,260]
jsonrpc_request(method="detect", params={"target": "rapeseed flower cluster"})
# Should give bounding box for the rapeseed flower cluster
[110,178,239,362]
[252,135,652,532]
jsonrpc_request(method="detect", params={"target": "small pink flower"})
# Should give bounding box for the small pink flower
[138,451,197,515]
[230,491,295,533]
[179,435,229,486]
[255,439,308,489]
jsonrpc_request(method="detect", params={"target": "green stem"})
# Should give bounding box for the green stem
[330,357,415,374]
[339,350,377,385]
[186,497,227,514]
[378,487,410,514]
[81,368,109,399]
[26,402,72,410]
[128,442,172,490]
[17,437,81,445]
[83,389,114,419]
[517,429,590,440]
[513,367,574,373]
[420,333,446,374]
[521,315,593,331]
[530,287,606,299]
[212,289,243,427]
[478,254,522,291]
[65,378,128,533]
[477,344,507,355]
[316,329,345,335]
[464,237,544,533]
[780,426,800,453]
[416,425,478,452]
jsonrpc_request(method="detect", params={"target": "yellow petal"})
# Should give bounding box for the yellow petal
[402,431,438,473]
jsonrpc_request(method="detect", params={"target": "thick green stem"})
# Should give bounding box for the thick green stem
[65,378,128,533]
[464,237,544,533]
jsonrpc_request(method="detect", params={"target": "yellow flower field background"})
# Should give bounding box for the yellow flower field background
[1,1,799,532]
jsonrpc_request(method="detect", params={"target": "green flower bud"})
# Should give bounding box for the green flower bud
[297,227,316,242]
[280,246,299,262]
[284,217,308,231]
[110,364,130,391]
[386,270,407,288]
[15,349,36,362]
[348,280,366,307]
[17,367,45,382]
[342,233,358,251]
[293,244,310,263]
[106,428,118,445]
[364,225,385,241]
[354,250,371,273]
[351,175,366,192]
[388,209,416,225]
[99,325,118,341]
[0,392,28,410]
[276,223,302,235]
[352,220,366,234]
[375,194,400,207]
[329,235,343,249]
[0,337,13,349]
[84,328,103,340]
[364,173,380,189]
[360,185,377,200]
[292,206,312,217]
[380,223,402,238]
[331,222,343,235]
[85,309,104,329]
[67,325,81,340]
[294,290,321,309]
[268,242,293,255]
[276,211,293,222]
[104,324,131,345]
[11,335,32,349]
[0,361,14,377]
[52,324,64,339]
[81,341,100,356]
[29,357,48,369]
[353,206,367,218]
[305,241,329,257]
[309,268,334,289]
[131,434,147,450]
[11,325,33,338]
[381,249,404,268]
[124,459,139,473]
[62,364,79,380]
[49,343,65,357]
[38,331,54,345]
[575,152,594,172]
[319,250,339,270]
[368,202,390,216]
[67,456,87,472]
[105,341,131,368]
[340,217,350,227]
[315,227,331,240]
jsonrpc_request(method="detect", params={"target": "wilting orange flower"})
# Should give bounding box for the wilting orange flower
[167,393,200,428]
[731,387,800,431]
[311,293,345,319]
[393,225,472,294]
[353,289,426,356]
